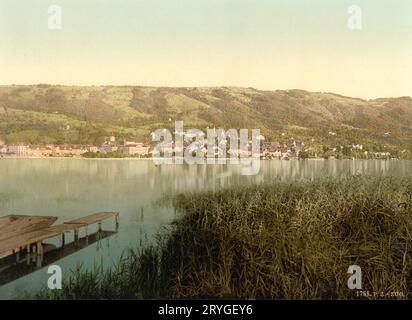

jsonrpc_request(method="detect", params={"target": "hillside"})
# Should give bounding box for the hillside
[1,85,412,158]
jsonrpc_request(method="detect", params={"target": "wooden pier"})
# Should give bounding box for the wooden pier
[0,215,57,242]
[0,212,119,259]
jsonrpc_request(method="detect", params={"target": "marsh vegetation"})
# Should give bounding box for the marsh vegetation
[35,175,412,299]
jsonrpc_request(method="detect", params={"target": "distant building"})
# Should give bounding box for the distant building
[87,146,99,152]
[100,144,117,153]
[0,139,6,154]
[8,145,28,156]
[262,141,281,153]
[352,144,363,150]
[270,150,282,159]
[26,146,45,157]
[124,140,143,147]
[121,142,149,156]
[374,152,390,158]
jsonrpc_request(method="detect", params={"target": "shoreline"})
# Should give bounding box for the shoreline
[0,156,151,161]
[0,156,403,161]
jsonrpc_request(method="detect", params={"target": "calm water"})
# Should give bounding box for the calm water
[0,159,411,298]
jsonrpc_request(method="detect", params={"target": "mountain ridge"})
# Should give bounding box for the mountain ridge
[1,85,412,158]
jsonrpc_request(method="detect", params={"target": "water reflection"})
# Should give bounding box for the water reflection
[0,230,117,287]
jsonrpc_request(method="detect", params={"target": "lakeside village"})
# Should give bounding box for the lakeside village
[0,132,396,160]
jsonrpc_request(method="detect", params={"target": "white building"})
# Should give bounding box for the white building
[8,145,28,156]
[87,146,99,152]
[121,144,150,156]
[124,140,144,147]
[352,144,363,150]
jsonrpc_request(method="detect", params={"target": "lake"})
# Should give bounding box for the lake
[0,158,411,298]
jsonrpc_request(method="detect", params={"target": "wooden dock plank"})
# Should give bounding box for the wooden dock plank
[46,223,86,233]
[0,215,58,242]
[65,212,118,226]
[0,229,58,255]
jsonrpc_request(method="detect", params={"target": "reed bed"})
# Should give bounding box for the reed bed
[36,175,412,299]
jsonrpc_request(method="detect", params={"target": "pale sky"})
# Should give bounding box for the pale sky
[1,0,412,99]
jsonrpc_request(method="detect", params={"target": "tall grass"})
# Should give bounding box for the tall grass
[35,175,412,299]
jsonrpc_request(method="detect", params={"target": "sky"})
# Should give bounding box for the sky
[0,0,411,99]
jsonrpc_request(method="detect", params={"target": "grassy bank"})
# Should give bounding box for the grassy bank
[36,176,412,299]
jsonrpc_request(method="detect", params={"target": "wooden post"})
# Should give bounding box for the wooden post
[74,229,79,242]
[36,242,43,256]
[62,233,65,247]
[115,213,119,230]
[36,253,43,268]
[98,222,102,232]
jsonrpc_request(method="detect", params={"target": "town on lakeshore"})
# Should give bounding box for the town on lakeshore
[0,133,396,160]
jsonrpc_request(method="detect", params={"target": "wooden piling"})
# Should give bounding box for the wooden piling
[36,242,43,256]
[115,212,119,229]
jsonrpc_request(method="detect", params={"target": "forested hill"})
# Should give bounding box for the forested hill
[1,85,412,157]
